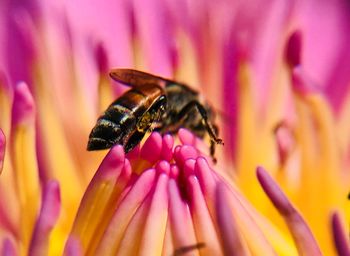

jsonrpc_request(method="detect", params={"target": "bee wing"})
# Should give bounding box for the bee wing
[109,69,173,88]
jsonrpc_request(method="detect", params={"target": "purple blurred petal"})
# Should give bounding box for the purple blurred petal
[140,132,162,164]
[64,236,82,256]
[5,4,39,88]
[132,0,174,75]
[285,30,302,67]
[1,238,17,256]
[11,82,35,125]
[256,166,322,255]
[331,211,350,256]
[155,160,170,175]
[29,180,61,256]
[63,0,133,67]
[216,182,249,256]
[299,0,350,112]
[291,66,320,96]
[0,129,5,173]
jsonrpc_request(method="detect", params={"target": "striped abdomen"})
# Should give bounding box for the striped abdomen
[87,84,164,151]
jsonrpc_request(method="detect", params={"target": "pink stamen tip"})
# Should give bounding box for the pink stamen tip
[64,236,83,256]
[285,30,302,67]
[160,134,174,161]
[174,145,198,168]
[331,212,350,256]
[183,159,196,178]
[155,160,170,175]
[256,166,292,215]
[140,132,162,163]
[216,183,247,255]
[178,128,196,145]
[12,81,35,125]
[195,157,216,193]
[170,164,179,178]
[257,166,322,255]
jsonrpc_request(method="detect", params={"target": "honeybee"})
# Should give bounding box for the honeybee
[87,69,223,159]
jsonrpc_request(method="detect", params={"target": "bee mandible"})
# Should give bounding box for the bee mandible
[87,69,223,159]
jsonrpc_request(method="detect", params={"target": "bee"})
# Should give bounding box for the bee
[87,69,223,159]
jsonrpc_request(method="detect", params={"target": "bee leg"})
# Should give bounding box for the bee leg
[125,95,167,153]
[124,130,147,153]
[176,101,224,159]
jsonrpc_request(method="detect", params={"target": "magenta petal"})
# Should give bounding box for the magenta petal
[331,212,350,256]
[285,30,302,67]
[216,182,248,256]
[64,236,82,256]
[11,82,35,125]
[1,238,17,256]
[168,179,197,248]
[29,180,61,256]
[0,129,5,173]
[256,167,322,255]
[132,0,174,75]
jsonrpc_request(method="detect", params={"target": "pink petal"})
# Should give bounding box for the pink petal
[4,6,38,88]
[0,129,5,173]
[160,134,174,162]
[95,168,157,254]
[216,182,249,256]
[102,173,168,255]
[140,132,162,164]
[29,180,61,256]
[168,179,197,250]
[69,146,128,251]
[183,159,196,178]
[257,166,322,255]
[331,211,350,256]
[187,175,223,255]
